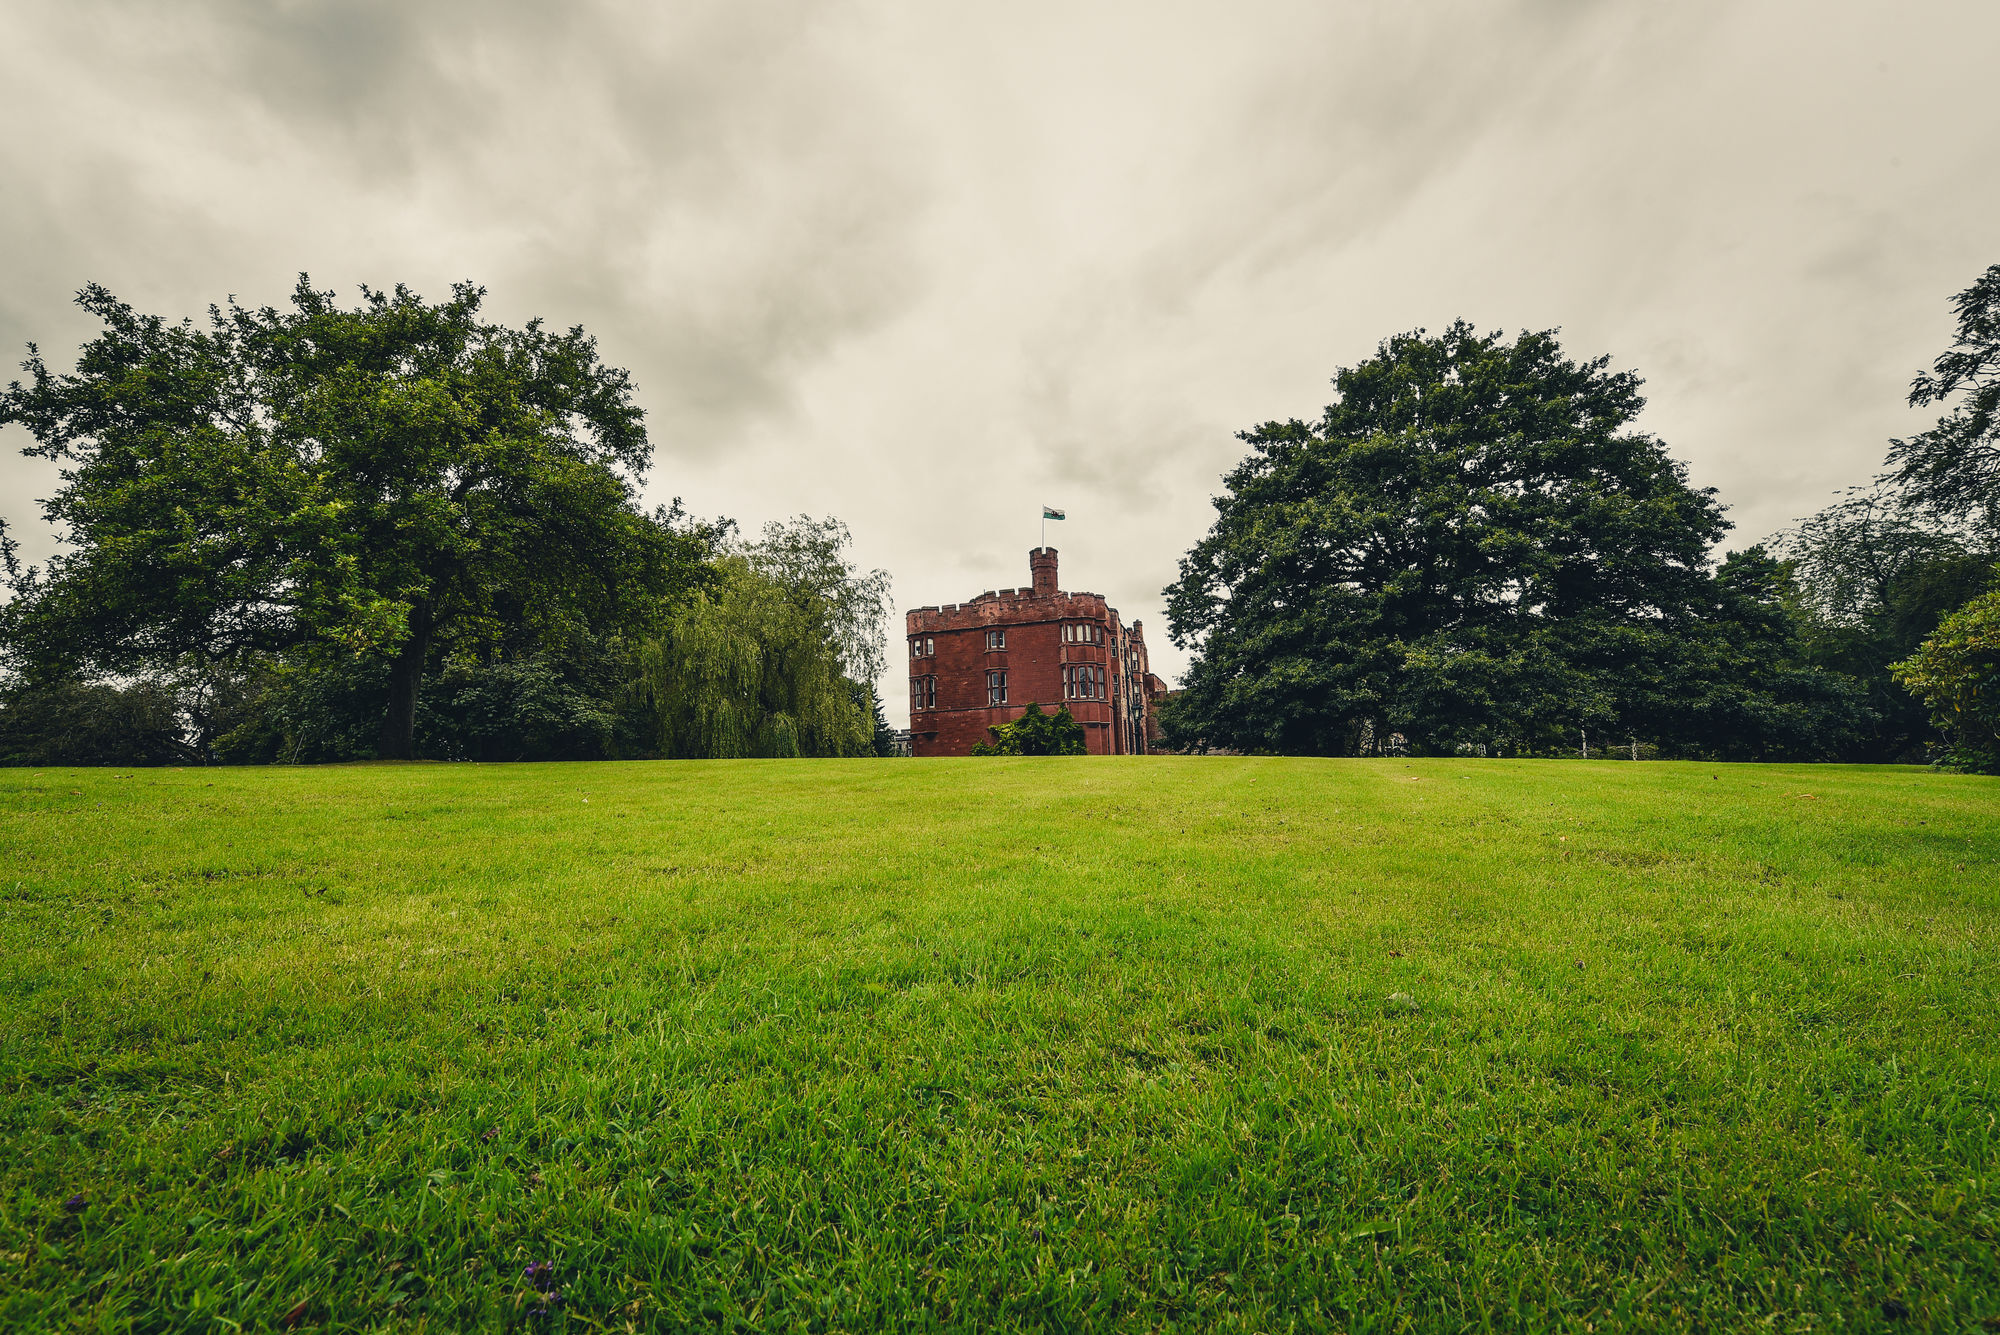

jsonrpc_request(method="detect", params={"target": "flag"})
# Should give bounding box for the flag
[1042,506,1065,520]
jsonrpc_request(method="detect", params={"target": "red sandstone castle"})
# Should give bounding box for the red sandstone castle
[906,548,1167,756]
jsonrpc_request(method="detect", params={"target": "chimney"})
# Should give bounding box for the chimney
[1030,547,1058,598]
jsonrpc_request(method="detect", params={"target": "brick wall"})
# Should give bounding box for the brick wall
[906,548,1153,757]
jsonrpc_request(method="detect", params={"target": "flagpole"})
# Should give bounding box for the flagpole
[1040,505,1064,547]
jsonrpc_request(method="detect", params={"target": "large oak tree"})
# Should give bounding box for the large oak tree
[1163,322,1857,757]
[1,279,706,758]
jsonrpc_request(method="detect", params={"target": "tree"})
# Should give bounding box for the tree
[743,515,892,688]
[1777,258,2000,759]
[1887,262,2000,535]
[1893,580,2000,773]
[971,701,1088,756]
[634,531,878,758]
[853,678,900,757]
[0,678,191,766]
[0,278,708,759]
[1643,547,1871,760]
[1777,486,1991,760]
[1164,322,1845,757]
[1783,486,1974,627]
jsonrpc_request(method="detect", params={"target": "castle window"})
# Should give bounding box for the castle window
[1064,664,1102,699]
[985,629,1006,651]
[910,636,934,658]
[910,675,936,710]
[987,671,1008,706]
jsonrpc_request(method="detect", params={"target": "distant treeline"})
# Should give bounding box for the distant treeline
[1158,266,2000,771]
[5,271,1995,769]
[0,280,893,765]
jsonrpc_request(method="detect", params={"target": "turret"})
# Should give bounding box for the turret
[1030,547,1059,598]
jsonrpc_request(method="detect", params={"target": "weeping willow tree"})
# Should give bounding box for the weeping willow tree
[635,531,881,757]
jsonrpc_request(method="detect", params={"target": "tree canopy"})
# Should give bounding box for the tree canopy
[0,278,709,758]
[1892,579,2000,774]
[1776,486,1990,760]
[1778,263,2000,763]
[633,517,889,759]
[1163,322,1855,757]
[1887,262,2000,534]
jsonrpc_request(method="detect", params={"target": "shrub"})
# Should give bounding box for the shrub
[971,702,1087,756]
[0,680,191,766]
[1892,582,2000,773]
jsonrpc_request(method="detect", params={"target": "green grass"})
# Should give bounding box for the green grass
[1,758,1996,1333]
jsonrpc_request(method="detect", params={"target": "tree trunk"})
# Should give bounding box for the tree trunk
[377,602,433,761]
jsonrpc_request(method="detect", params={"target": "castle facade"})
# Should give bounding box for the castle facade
[906,548,1166,756]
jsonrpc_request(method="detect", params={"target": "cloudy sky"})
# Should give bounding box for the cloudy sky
[3,0,1996,722]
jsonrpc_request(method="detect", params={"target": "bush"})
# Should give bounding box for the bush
[211,657,390,764]
[420,652,635,762]
[0,680,191,766]
[1892,582,2000,773]
[213,644,660,764]
[971,702,1088,756]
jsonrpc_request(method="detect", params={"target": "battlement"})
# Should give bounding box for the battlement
[903,548,1153,757]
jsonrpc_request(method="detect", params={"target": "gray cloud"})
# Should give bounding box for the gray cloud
[3,0,1996,723]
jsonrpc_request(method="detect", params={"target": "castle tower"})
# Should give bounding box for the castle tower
[905,548,1153,756]
[1029,547,1059,598]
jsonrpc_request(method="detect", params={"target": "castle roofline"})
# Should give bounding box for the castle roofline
[907,588,1109,616]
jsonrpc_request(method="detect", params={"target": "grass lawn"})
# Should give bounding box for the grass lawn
[1,757,1996,1333]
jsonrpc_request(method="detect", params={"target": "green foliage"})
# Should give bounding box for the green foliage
[1783,487,1977,628]
[1892,578,2000,772]
[0,278,709,759]
[202,639,665,765]
[1164,322,1852,757]
[1,760,1995,1330]
[1782,496,1993,761]
[205,656,390,765]
[1888,261,2000,532]
[628,516,887,760]
[1640,547,1872,761]
[742,514,892,687]
[1780,258,2000,760]
[970,701,1087,755]
[419,648,638,763]
[636,556,873,758]
[0,679,191,766]
[1151,690,1204,753]
[855,678,900,757]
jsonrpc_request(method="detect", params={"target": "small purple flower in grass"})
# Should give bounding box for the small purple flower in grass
[522,1262,563,1316]
[64,1194,87,1214]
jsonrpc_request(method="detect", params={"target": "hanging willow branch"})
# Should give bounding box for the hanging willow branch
[634,556,872,758]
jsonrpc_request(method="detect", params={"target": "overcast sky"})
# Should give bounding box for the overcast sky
[3,0,1996,724]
